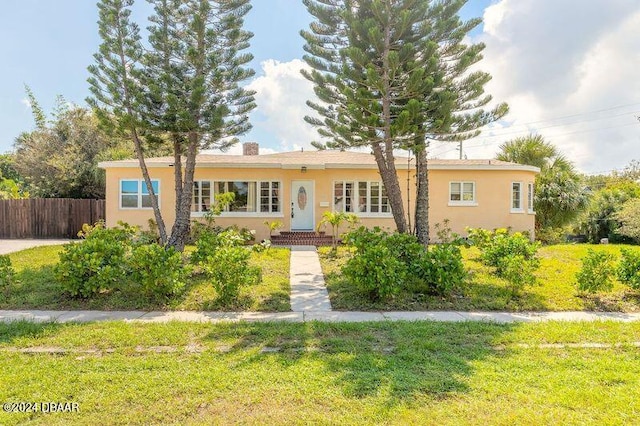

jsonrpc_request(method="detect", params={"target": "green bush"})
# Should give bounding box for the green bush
[191,228,248,265]
[128,244,187,299]
[343,245,406,301]
[576,249,616,293]
[342,226,387,254]
[481,231,539,275]
[412,244,466,295]
[466,227,495,250]
[618,248,640,290]
[55,233,129,298]
[343,228,466,299]
[536,227,566,245]
[203,246,261,302]
[0,255,15,288]
[500,254,537,295]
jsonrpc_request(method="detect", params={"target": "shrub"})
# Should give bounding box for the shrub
[412,244,466,295]
[0,255,15,288]
[342,227,466,298]
[342,226,387,254]
[383,232,424,265]
[343,245,406,301]
[465,227,495,250]
[55,232,130,298]
[618,248,640,290]
[536,227,566,245]
[500,254,537,295]
[191,228,248,265]
[481,231,539,274]
[576,249,616,293]
[203,246,261,302]
[128,244,187,299]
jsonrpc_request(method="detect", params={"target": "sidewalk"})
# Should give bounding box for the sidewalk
[1,309,639,324]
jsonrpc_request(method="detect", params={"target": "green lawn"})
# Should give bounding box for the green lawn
[319,244,640,312]
[1,246,290,312]
[0,320,639,424]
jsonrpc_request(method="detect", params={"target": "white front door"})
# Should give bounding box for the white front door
[291,180,314,230]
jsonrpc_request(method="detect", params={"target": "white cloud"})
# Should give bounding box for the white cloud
[246,59,320,152]
[459,0,640,173]
[20,98,31,109]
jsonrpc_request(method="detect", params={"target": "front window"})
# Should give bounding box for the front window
[215,181,257,212]
[512,182,523,212]
[192,181,280,215]
[528,182,535,213]
[192,181,212,213]
[334,181,390,214]
[120,179,159,209]
[260,181,280,213]
[449,181,475,204]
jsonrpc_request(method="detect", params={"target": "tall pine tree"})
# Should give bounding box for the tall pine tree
[88,0,255,250]
[301,0,507,244]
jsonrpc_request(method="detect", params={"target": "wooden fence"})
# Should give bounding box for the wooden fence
[0,199,105,239]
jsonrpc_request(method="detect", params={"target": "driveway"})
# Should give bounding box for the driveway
[0,239,71,255]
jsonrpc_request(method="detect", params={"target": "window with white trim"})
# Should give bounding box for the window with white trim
[120,179,159,209]
[192,181,212,213]
[334,181,390,214]
[192,181,280,214]
[511,182,523,212]
[260,181,280,213]
[449,181,475,204]
[527,182,535,213]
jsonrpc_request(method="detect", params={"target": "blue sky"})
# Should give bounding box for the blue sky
[2,1,637,173]
[0,0,490,154]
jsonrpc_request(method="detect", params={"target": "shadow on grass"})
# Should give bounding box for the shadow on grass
[579,290,640,312]
[0,320,67,344]
[203,320,516,402]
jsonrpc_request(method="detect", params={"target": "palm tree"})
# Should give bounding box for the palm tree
[496,134,588,230]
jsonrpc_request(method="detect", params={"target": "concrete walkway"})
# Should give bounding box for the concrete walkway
[289,246,332,312]
[0,239,70,255]
[1,309,640,324]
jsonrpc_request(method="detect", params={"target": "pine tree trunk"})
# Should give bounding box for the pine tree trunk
[372,143,407,233]
[375,13,407,234]
[131,129,168,245]
[167,133,198,251]
[415,147,429,246]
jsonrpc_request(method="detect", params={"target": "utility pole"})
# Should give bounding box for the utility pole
[457,141,463,159]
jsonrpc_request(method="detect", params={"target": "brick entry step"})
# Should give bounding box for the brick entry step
[271,232,337,247]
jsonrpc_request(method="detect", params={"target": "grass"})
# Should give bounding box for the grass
[0,320,639,424]
[319,244,640,312]
[0,246,290,312]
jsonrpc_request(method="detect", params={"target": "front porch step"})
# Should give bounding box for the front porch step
[270,232,337,247]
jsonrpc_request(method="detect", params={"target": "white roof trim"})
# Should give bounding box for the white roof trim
[98,160,539,173]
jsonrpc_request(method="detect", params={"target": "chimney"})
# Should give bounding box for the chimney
[242,142,259,156]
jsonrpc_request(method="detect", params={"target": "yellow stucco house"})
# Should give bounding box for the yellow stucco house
[98,143,539,242]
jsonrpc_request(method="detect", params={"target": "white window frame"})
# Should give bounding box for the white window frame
[191,180,283,218]
[259,181,282,215]
[119,179,160,210]
[192,180,212,213]
[448,181,477,206]
[527,182,535,214]
[333,180,392,217]
[511,181,524,213]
